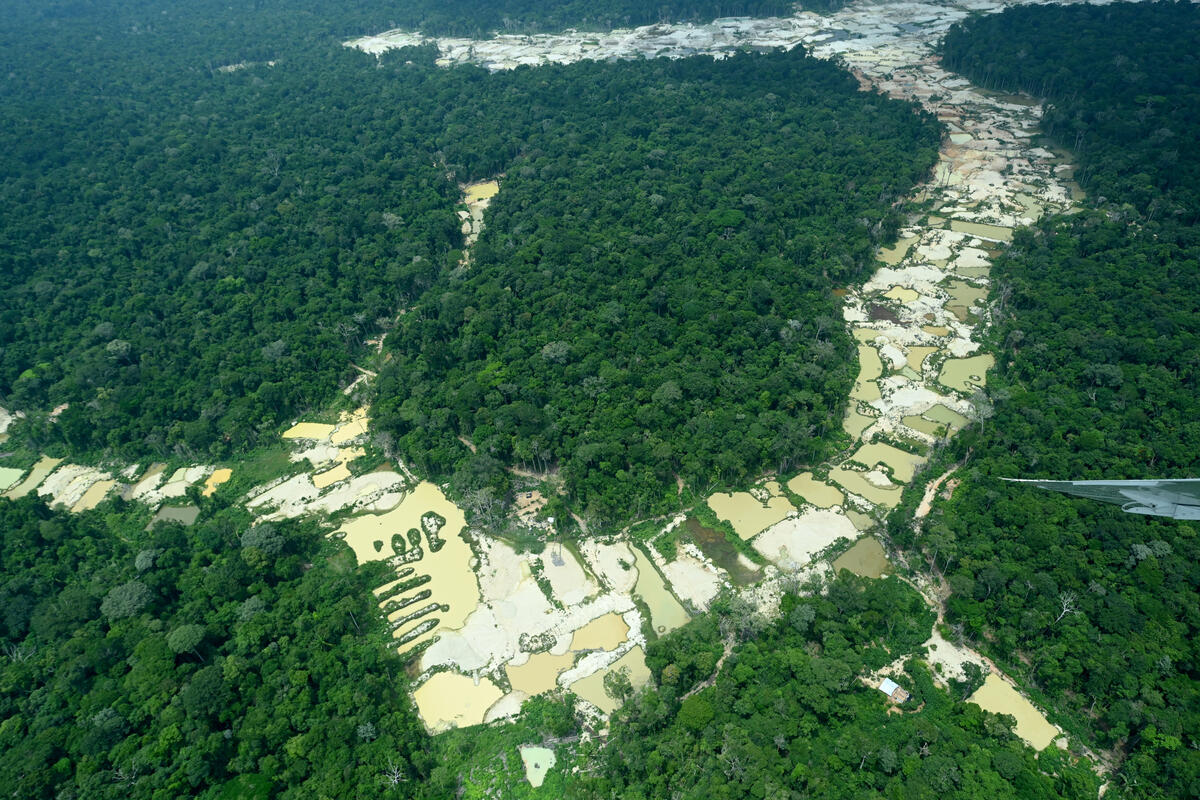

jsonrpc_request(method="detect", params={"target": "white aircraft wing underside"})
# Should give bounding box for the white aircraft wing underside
[1003,478,1200,520]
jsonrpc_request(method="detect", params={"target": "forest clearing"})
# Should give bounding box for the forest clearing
[0,0,1093,766]
[0,0,1076,741]
[3,0,1195,795]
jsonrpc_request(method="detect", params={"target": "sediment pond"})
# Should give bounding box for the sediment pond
[506,651,577,695]
[832,536,892,578]
[785,472,844,509]
[684,517,761,585]
[968,674,1060,751]
[848,442,926,484]
[202,468,232,496]
[336,481,479,653]
[829,466,903,508]
[706,483,794,540]
[938,353,995,393]
[4,456,63,499]
[412,671,504,732]
[632,548,689,635]
[570,612,629,651]
[0,467,26,492]
[567,646,651,714]
[519,746,556,788]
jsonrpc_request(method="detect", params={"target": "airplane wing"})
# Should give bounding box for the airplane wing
[1002,478,1200,520]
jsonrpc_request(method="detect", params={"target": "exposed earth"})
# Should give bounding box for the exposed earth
[0,0,1091,756]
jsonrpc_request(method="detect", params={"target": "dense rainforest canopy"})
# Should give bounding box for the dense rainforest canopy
[0,495,431,798]
[941,0,1200,221]
[10,0,1198,798]
[891,3,1200,797]
[379,0,851,37]
[373,50,940,523]
[372,0,795,37]
[1,0,939,520]
[0,493,1100,799]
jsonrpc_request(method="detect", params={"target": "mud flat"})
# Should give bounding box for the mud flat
[581,540,639,594]
[459,180,500,254]
[37,464,110,509]
[131,465,212,506]
[658,543,725,608]
[249,470,407,520]
[540,545,597,606]
[968,674,1060,751]
[752,509,857,569]
[415,529,648,711]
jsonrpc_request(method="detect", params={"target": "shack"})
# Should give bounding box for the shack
[878,677,911,703]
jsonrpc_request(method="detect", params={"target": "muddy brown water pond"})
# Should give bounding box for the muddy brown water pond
[846,510,875,531]
[949,219,1013,243]
[0,467,25,492]
[685,517,761,585]
[968,674,1059,751]
[878,235,917,265]
[832,536,892,578]
[632,548,689,635]
[4,456,63,499]
[149,504,200,527]
[939,354,995,393]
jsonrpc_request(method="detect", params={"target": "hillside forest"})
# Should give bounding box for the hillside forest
[1,1,1198,799]
[891,3,1200,796]
[0,492,1102,799]
[1,0,940,524]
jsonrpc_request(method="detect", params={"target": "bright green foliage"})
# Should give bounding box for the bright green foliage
[941,0,1200,220]
[902,4,1200,797]
[0,3,459,460]
[0,1,937,520]
[563,576,1098,799]
[0,496,427,799]
[375,50,940,522]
